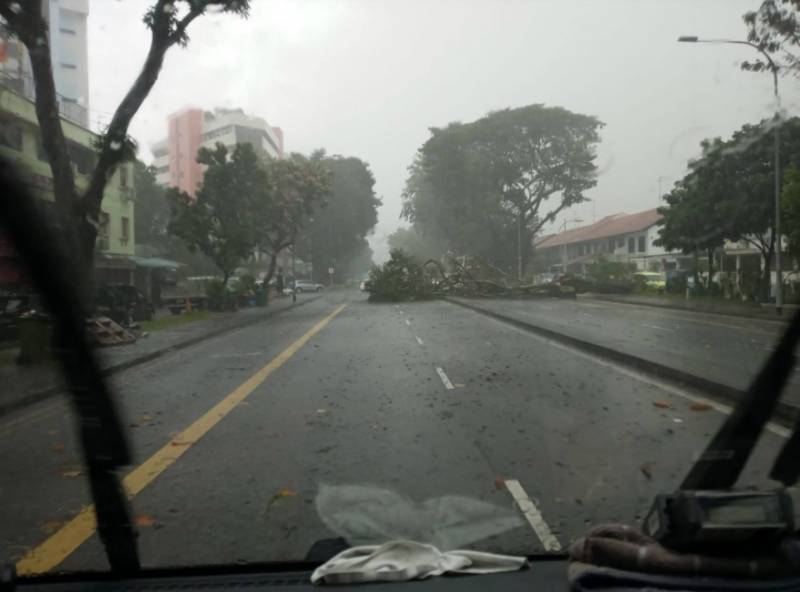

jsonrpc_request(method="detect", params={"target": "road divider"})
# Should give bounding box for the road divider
[14,303,347,576]
[445,297,799,424]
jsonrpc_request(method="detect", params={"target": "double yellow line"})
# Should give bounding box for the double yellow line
[16,303,347,575]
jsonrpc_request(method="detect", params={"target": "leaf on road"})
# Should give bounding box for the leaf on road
[135,514,156,527]
[40,519,65,534]
[640,463,654,480]
[51,443,65,452]
[170,440,193,447]
[652,401,670,409]
[140,414,153,422]
[60,470,83,478]
[673,417,683,423]
[316,409,327,414]
[690,402,712,412]
[494,477,506,490]
[278,488,298,498]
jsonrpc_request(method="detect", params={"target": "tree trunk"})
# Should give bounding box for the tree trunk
[264,253,279,292]
[762,247,774,302]
[706,248,714,291]
[692,251,700,288]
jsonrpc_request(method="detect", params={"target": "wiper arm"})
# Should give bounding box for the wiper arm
[680,309,800,490]
[0,161,140,573]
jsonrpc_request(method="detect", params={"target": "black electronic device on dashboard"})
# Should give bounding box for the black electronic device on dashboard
[643,489,795,550]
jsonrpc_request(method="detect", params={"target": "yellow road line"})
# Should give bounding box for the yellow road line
[15,303,347,576]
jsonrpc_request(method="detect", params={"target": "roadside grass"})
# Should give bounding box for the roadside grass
[140,310,214,332]
[629,290,763,309]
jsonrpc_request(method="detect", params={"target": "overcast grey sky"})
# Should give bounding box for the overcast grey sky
[88,0,800,262]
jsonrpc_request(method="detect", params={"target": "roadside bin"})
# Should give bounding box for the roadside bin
[17,311,52,364]
[255,287,267,307]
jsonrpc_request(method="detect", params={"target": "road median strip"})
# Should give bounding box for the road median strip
[445,297,799,424]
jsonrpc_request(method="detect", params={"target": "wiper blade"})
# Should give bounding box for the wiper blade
[0,160,140,573]
[680,309,800,490]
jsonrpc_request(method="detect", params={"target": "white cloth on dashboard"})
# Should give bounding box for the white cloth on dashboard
[310,540,527,585]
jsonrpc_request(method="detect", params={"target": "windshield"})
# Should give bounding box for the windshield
[1,0,800,575]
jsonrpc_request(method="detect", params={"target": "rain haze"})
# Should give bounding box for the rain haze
[88,0,800,261]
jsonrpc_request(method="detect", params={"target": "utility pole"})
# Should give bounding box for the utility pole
[678,35,783,314]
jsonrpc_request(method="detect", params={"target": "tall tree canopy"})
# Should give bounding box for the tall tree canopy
[168,143,265,286]
[743,0,800,75]
[256,153,331,284]
[0,0,249,292]
[401,104,603,277]
[293,155,381,283]
[657,117,800,297]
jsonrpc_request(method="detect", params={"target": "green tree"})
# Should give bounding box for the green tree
[387,227,447,261]
[293,155,381,283]
[782,165,800,260]
[169,143,264,286]
[657,117,800,298]
[401,104,603,277]
[0,1,249,291]
[256,154,331,285]
[134,162,170,248]
[743,0,800,75]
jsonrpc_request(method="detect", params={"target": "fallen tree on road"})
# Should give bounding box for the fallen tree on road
[366,249,576,302]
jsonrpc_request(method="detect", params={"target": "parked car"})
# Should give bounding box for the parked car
[95,284,155,325]
[359,277,371,291]
[294,280,325,293]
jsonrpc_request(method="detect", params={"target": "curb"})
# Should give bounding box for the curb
[0,295,321,419]
[579,293,788,324]
[445,297,799,425]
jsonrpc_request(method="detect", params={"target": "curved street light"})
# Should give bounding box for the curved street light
[678,35,783,313]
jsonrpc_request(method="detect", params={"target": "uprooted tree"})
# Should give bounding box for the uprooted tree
[401,104,603,278]
[0,0,250,296]
[366,249,576,303]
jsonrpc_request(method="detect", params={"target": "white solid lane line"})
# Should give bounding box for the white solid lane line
[505,479,562,552]
[436,367,455,390]
[415,336,424,346]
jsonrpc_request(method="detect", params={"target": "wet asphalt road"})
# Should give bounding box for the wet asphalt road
[0,290,790,572]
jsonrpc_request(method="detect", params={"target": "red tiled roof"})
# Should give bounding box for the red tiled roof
[535,209,662,249]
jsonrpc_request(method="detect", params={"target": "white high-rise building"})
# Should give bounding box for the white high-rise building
[0,0,90,127]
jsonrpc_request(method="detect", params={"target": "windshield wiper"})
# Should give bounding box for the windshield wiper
[681,308,800,490]
[0,160,140,574]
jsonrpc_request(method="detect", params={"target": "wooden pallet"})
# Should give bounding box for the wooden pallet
[85,316,137,346]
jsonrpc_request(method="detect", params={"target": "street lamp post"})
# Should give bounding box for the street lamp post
[559,217,583,272]
[678,35,783,313]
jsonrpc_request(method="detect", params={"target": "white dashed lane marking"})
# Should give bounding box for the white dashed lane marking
[505,479,562,552]
[435,367,454,390]
[415,336,424,346]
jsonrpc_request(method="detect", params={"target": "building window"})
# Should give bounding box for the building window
[121,217,130,243]
[628,237,635,253]
[59,27,77,35]
[60,62,77,69]
[638,236,646,252]
[0,119,23,151]
[119,166,128,188]
[617,238,624,248]
[608,238,615,252]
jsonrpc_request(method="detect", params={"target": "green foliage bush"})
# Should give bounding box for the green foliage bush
[367,249,435,302]
[206,279,237,311]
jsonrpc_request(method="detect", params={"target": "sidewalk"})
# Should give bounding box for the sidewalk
[579,292,794,322]
[0,295,317,417]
